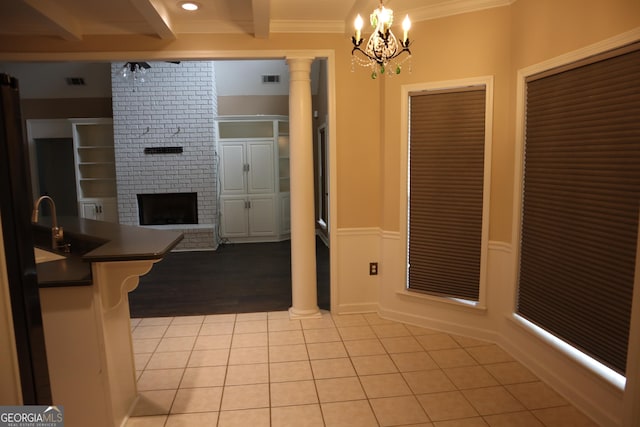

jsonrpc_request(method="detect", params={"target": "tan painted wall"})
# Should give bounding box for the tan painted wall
[507,0,640,243]
[376,2,639,425]
[510,0,640,70]
[381,0,640,242]
[0,32,382,228]
[20,97,112,120]
[217,95,289,116]
[381,6,512,240]
[0,2,639,422]
[0,0,636,287]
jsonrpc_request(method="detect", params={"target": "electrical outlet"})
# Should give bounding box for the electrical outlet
[369,262,378,275]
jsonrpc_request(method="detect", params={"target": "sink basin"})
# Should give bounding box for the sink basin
[34,247,66,264]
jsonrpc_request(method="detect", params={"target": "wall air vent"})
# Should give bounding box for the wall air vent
[65,77,86,86]
[262,75,280,84]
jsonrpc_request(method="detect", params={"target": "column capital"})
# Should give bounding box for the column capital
[286,56,314,76]
[285,55,315,62]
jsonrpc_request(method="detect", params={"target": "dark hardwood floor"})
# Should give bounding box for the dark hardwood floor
[128,238,329,318]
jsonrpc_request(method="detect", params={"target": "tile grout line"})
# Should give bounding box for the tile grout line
[128,312,591,427]
[216,315,236,427]
[360,318,390,427]
[266,315,272,427]
[306,315,334,427]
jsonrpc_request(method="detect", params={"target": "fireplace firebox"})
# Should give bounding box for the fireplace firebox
[137,192,198,225]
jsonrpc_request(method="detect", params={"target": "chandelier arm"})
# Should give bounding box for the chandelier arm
[350,1,413,77]
[351,43,412,64]
[351,46,379,63]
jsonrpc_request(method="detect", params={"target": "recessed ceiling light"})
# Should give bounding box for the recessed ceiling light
[180,2,199,11]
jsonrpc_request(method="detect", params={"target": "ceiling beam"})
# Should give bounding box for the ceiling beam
[130,0,176,40]
[21,0,82,41]
[252,0,271,39]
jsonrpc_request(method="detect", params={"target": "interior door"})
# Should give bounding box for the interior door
[35,138,78,217]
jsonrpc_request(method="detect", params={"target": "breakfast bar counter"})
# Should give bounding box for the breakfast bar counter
[34,216,183,286]
[34,217,183,427]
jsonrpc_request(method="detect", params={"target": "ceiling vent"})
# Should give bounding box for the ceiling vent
[262,75,280,84]
[65,77,86,86]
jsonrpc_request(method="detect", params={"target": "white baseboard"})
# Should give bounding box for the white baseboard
[334,303,378,315]
[378,306,500,344]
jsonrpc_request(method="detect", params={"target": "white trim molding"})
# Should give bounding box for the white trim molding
[410,0,516,23]
[510,28,640,427]
[400,75,494,310]
[334,227,382,314]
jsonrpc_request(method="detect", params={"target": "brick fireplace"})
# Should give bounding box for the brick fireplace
[110,61,218,250]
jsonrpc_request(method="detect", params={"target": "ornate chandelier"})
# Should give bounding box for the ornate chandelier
[351,0,412,79]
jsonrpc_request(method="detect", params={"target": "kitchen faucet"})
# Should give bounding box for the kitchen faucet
[32,195,64,250]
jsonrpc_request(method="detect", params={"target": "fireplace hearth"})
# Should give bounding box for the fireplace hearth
[137,192,198,225]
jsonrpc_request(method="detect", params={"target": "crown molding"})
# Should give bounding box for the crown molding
[410,0,517,22]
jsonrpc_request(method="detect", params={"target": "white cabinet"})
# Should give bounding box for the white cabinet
[220,195,276,238]
[80,199,118,223]
[220,197,248,237]
[219,140,275,195]
[71,118,118,223]
[217,117,289,242]
[219,139,276,239]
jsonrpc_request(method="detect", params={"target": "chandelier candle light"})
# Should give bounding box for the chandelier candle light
[351,1,412,79]
[120,62,149,82]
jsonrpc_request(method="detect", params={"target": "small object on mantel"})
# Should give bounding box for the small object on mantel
[144,146,183,154]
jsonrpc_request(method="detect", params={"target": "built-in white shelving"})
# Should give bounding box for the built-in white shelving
[216,116,289,242]
[72,118,118,222]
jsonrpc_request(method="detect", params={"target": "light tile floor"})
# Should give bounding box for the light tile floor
[126,311,599,427]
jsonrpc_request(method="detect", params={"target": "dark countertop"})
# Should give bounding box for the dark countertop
[36,252,93,287]
[35,217,183,288]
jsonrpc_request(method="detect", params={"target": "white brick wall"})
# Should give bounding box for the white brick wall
[111,61,218,249]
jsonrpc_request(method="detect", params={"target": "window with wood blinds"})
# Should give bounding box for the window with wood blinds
[517,43,640,375]
[408,86,487,301]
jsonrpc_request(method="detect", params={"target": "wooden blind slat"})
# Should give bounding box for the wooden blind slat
[518,46,640,375]
[408,87,486,301]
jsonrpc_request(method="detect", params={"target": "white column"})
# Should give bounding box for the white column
[287,56,321,319]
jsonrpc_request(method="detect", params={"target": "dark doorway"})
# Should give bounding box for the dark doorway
[319,126,328,228]
[35,138,78,217]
